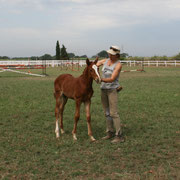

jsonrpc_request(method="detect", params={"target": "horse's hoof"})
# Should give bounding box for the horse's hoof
[56,134,60,138]
[61,129,65,134]
[90,136,96,142]
[73,134,77,141]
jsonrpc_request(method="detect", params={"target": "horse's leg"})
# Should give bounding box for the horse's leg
[59,95,68,134]
[72,100,81,140]
[85,100,96,142]
[55,93,61,138]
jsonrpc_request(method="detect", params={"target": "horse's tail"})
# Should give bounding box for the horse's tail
[54,77,63,99]
[54,91,59,99]
[54,79,60,99]
[54,90,62,99]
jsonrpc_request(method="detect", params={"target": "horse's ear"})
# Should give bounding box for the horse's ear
[94,56,99,64]
[86,58,91,66]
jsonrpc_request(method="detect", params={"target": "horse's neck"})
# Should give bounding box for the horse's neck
[80,67,93,88]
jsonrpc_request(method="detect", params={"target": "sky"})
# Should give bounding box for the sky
[0,0,180,58]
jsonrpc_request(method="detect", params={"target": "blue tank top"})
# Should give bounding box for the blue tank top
[100,59,120,89]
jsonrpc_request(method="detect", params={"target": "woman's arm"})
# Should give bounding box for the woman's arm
[96,59,106,67]
[101,62,122,83]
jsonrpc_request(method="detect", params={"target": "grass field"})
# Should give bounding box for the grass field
[0,66,180,180]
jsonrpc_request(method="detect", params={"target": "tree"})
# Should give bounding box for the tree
[173,52,180,60]
[160,56,168,60]
[68,53,75,59]
[40,54,52,60]
[80,55,87,58]
[61,44,69,60]
[97,50,108,58]
[151,56,159,60]
[127,56,144,61]
[56,41,61,60]
[120,53,129,59]
[0,56,10,59]
[12,57,29,60]
[91,55,97,58]
[30,56,38,60]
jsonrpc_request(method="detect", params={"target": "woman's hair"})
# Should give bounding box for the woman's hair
[116,53,120,59]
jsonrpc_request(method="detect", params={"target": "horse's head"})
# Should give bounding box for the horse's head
[86,57,101,83]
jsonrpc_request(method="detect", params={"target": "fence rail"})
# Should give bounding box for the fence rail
[0,60,180,67]
[122,60,180,67]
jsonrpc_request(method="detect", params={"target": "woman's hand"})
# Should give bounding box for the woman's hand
[96,59,106,67]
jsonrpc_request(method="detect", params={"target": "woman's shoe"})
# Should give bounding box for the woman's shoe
[111,135,125,143]
[102,131,114,140]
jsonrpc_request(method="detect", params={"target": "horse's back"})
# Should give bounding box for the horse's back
[55,73,74,86]
[54,73,78,93]
[55,74,73,82]
[54,72,94,101]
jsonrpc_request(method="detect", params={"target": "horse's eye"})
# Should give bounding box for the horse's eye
[90,69,93,72]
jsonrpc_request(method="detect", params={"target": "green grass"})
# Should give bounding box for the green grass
[0,66,180,179]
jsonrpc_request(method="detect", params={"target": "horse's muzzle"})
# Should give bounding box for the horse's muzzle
[95,77,101,84]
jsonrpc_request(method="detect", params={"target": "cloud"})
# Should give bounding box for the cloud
[0,0,45,11]
[52,0,180,33]
[0,0,180,56]
[1,0,180,33]
[1,0,180,22]
[1,0,180,41]
[0,27,41,39]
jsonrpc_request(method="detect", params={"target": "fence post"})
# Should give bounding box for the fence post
[175,60,176,67]
[142,58,145,71]
[156,61,158,67]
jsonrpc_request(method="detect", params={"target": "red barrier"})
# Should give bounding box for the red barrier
[0,65,45,69]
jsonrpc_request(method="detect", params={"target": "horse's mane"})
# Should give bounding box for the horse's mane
[82,66,88,76]
[79,65,93,83]
[78,65,88,78]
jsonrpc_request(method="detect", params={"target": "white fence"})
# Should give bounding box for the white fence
[123,60,180,67]
[0,60,85,67]
[0,60,180,67]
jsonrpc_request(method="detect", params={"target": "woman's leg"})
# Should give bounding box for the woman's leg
[101,89,114,133]
[108,89,122,136]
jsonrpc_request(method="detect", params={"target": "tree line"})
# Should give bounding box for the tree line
[1,40,180,60]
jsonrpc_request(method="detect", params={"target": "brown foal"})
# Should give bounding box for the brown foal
[54,58,101,141]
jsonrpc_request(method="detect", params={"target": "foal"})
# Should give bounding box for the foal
[54,58,101,141]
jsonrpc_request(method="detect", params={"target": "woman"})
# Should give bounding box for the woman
[97,45,124,143]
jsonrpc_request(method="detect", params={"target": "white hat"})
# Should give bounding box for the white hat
[107,45,120,55]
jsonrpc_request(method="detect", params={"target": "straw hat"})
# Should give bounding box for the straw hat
[107,45,120,55]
